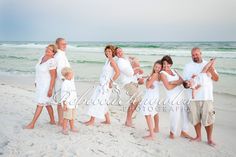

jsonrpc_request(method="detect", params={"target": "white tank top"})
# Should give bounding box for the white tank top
[161,70,184,101]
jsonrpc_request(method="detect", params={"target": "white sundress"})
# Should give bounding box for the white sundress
[35,56,56,105]
[87,60,114,119]
[139,80,161,116]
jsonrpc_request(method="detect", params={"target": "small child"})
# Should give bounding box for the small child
[139,60,162,140]
[129,56,146,84]
[61,67,78,135]
[182,58,216,99]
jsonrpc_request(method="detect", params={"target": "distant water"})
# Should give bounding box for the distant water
[0,41,236,95]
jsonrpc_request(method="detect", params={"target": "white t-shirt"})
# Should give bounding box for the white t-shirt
[116,57,134,86]
[183,60,214,101]
[61,80,78,109]
[54,49,71,91]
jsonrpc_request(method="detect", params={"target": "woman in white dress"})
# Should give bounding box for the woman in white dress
[139,60,162,140]
[84,45,120,126]
[25,44,57,129]
[160,55,191,139]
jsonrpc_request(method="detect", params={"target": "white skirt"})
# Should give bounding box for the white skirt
[87,84,112,119]
[35,79,53,105]
[139,90,159,116]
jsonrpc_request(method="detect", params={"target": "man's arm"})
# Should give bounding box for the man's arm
[208,67,219,81]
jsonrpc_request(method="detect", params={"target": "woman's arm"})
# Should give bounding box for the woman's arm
[109,59,120,88]
[48,69,56,97]
[146,73,158,89]
[160,73,178,90]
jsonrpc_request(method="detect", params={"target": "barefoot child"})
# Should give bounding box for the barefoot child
[61,67,78,135]
[139,60,162,140]
[182,58,216,99]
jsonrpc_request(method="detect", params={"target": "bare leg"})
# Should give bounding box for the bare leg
[143,115,155,140]
[202,58,216,73]
[84,116,95,126]
[25,105,43,129]
[125,102,138,127]
[69,120,78,132]
[62,118,69,135]
[57,104,63,126]
[101,112,111,124]
[205,124,216,146]
[46,105,56,125]
[169,131,175,139]
[153,114,159,133]
[191,123,202,142]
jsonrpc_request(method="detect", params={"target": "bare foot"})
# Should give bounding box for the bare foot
[101,121,111,125]
[190,137,202,142]
[24,123,34,129]
[62,130,69,135]
[207,140,216,147]
[57,122,63,127]
[143,135,155,140]
[49,121,56,125]
[125,121,133,127]
[154,127,159,133]
[169,132,174,139]
[180,131,193,139]
[70,128,79,133]
[84,120,94,126]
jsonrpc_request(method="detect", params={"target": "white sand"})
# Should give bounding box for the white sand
[0,74,236,157]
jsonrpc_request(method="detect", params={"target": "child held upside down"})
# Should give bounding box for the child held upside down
[182,58,216,99]
[129,56,148,84]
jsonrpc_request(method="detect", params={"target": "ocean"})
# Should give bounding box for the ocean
[0,41,236,96]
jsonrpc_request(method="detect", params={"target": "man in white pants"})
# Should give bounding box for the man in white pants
[54,38,71,126]
[115,47,143,127]
[183,47,219,146]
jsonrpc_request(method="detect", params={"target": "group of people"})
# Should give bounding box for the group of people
[25,38,219,147]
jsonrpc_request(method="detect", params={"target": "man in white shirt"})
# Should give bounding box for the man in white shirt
[183,47,219,146]
[54,38,71,126]
[115,47,143,127]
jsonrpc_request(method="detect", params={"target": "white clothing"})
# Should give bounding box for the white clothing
[54,49,71,92]
[161,70,189,135]
[139,80,160,116]
[116,57,134,86]
[61,80,78,109]
[53,49,71,103]
[35,57,56,105]
[183,60,214,101]
[87,60,114,119]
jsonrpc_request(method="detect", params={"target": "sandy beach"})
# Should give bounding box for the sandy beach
[0,74,235,157]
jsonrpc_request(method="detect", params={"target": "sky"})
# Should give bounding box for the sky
[0,0,236,42]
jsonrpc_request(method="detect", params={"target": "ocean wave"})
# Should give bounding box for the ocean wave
[0,55,38,61]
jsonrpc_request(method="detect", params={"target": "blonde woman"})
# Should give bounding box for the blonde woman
[25,44,57,129]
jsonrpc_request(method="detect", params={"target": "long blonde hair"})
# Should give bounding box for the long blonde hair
[151,60,162,75]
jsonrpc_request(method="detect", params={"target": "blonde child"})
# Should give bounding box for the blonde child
[61,67,78,135]
[139,60,162,140]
